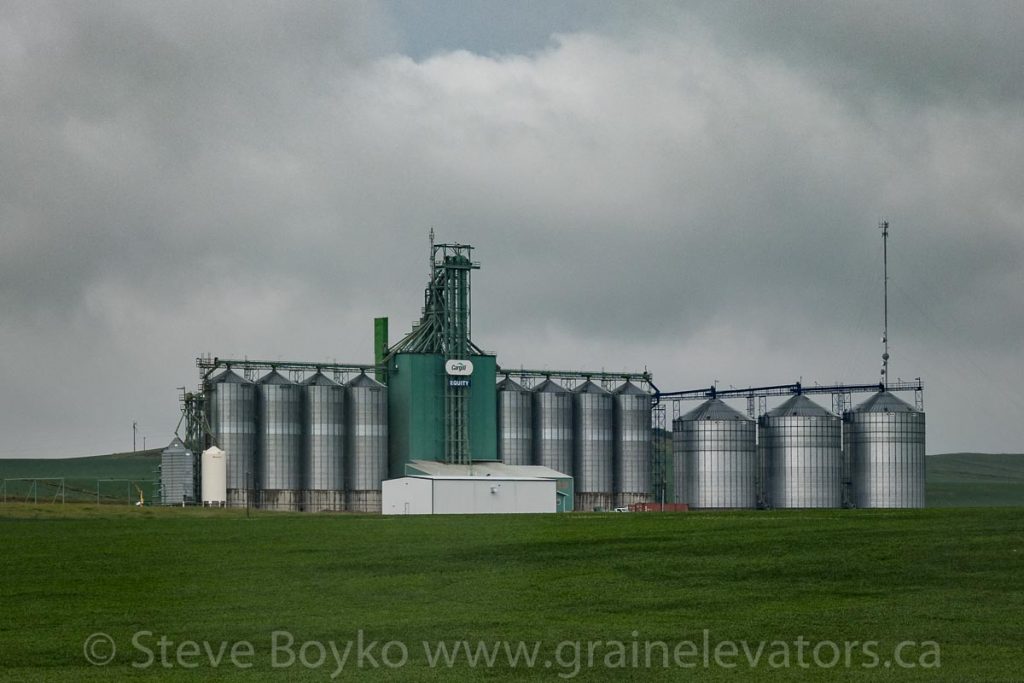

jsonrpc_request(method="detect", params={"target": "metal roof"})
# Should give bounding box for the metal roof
[614,380,648,396]
[766,394,834,418]
[257,370,292,385]
[209,368,251,384]
[163,437,188,451]
[534,378,569,394]
[496,377,528,392]
[574,380,609,394]
[851,391,918,413]
[400,475,550,482]
[302,371,338,386]
[405,460,571,479]
[347,372,385,388]
[678,398,751,422]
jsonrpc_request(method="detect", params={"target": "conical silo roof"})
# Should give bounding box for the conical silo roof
[851,391,917,413]
[257,370,293,385]
[534,378,568,394]
[346,372,385,388]
[766,395,834,418]
[497,377,528,392]
[679,398,750,422]
[302,371,338,386]
[574,380,609,394]
[164,436,187,451]
[614,380,648,396]
[209,368,252,384]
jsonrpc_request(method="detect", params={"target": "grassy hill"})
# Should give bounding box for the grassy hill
[0,505,1020,681]
[2,451,1023,507]
[0,451,161,504]
[927,453,1024,507]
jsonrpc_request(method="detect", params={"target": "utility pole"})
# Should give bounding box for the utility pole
[133,421,137,452]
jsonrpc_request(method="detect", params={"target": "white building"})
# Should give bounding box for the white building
[382,475,556,515]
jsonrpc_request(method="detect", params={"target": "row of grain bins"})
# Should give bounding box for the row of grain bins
[497,378,652,510]
[205,369,388,512]
[671,392,925,509]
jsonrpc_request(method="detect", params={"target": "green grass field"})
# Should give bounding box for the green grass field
[1,452,1021,679]
[1,505,1021,681]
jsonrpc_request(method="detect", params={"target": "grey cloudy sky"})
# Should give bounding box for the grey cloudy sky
[1,1,1021,457]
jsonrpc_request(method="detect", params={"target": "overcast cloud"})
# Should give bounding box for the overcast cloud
[1,1,1021,457]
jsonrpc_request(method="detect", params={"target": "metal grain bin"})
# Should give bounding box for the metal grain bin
[257,370,302,511]
[497,377,532,466]
[206,369,256,508]
[302,372,345,512]
[677,399,756,509]
[613,381,652,508]
[574,381,614,511]
[844,391,925,508]
[671,422,687,504]
[346,372,388,513]
[532,379,573,477]
[160,437,194,505]
[759,395,842,508]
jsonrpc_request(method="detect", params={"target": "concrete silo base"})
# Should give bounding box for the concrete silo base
[575,493,614,512]
[257,489,301,511]
[226,489,252,508]
[347,490,382,513]
[304,490,346,512]
[614,492,652,509]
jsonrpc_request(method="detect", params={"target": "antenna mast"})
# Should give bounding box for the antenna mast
[428,227,435,278]
[880,220,890,388]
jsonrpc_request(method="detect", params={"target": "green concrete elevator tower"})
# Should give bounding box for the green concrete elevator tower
[383,232,497,477]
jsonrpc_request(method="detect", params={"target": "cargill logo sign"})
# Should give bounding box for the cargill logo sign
[445,360,474,376]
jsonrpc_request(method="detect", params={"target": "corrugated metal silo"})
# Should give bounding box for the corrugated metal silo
[613,381,652,508]
[671,421,687,504]
[497,377,532,466]
[759,395,842,508]
[160,437,194,505]
[302,372,346,512]
[257,370,302,511]
[844,391,925,508]
[206,369,256,508]
[346,372,388,512]
[573,381,614,511]
[532,379,573,478]
[678,399,757,509]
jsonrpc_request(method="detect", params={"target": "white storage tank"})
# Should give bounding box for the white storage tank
[201,446,227,506]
